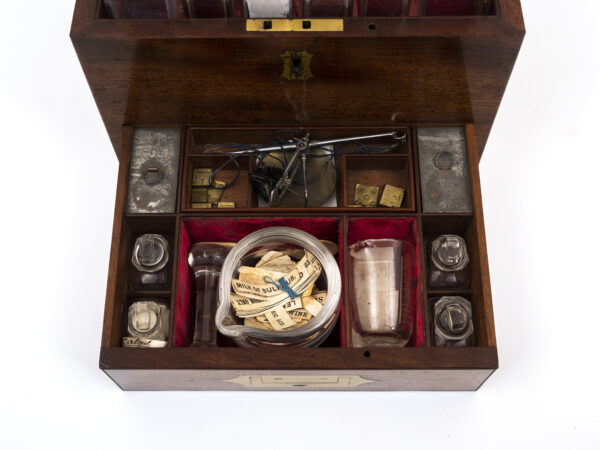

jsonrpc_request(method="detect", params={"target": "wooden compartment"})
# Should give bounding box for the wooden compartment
[344,155,414,210]
[175,216,345,348]
[104,213,177,348]
[182,155,252,210]
[71,0,524,390]
[95,123,499,390]
[185,127,409,212]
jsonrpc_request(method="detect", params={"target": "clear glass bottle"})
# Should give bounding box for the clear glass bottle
[123,300,170,347]
[130,234,171,288]
[427,234,470,289]
[188,243,231,346]
[349,239,415,347]
[432,296,473,347]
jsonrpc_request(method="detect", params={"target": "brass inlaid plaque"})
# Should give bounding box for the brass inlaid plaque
[217,202,236,208]
[225,375,374,388]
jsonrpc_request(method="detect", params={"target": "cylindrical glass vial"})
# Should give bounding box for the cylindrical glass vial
[349,239,415,347]
[188,243,231,346]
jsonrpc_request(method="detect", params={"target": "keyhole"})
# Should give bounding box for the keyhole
[291,56,304,75]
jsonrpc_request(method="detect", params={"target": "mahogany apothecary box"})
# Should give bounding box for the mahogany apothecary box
[71,0,524,390]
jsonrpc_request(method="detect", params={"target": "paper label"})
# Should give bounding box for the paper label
[122,337,167,348]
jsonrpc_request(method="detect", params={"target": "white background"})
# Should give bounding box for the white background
[1,1,599,448]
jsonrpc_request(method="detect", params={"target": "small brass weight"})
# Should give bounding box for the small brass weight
[354,184,379,207]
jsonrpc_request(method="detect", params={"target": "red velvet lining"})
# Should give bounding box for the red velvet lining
[176,216,423,348]
[175,217,344,347]
[347,218,425,347]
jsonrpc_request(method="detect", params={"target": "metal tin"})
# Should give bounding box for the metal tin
[126,128,181,214]
[417,127,473,213]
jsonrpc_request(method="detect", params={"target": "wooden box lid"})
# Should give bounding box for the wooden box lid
[71,0,524,158]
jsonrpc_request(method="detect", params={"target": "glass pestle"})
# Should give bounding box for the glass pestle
[188,244,231,346]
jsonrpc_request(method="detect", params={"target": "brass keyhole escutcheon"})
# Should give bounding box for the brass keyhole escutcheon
[281,50,313,81]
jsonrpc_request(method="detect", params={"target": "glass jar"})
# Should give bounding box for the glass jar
[432,296,474,347]
[216,227,342,347]
[427,234,470,289]
[130,234,171,288]
[123,300,170,348]
[349,239,415,347]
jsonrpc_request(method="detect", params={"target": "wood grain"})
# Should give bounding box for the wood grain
[101,127,132,347]
[71,0,524,159]
[105,368,495,391]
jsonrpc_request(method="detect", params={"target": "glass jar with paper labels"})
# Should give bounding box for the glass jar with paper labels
[216,227,342,347]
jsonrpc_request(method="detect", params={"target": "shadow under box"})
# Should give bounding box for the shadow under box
[346,217,425,348]
[174,216,345,347]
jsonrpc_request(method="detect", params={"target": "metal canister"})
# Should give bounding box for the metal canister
[126,128,181,214]
[417,127,473,213]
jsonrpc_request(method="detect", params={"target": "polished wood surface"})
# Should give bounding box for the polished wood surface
[101,346,497,370]
[105,368,495,391]
[71,0,524,159]
[74,0,520,390]
[98,123,499,390]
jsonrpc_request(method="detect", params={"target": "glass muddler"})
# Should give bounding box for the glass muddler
[188,243,231,346]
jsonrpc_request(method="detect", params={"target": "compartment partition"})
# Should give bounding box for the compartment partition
[184,126,412,212]
[97,123,499,390]
[175,216,345,347]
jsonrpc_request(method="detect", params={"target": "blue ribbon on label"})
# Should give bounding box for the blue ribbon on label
[263,276,301,300]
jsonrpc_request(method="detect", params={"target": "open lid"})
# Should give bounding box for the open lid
[71,0,524,158]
